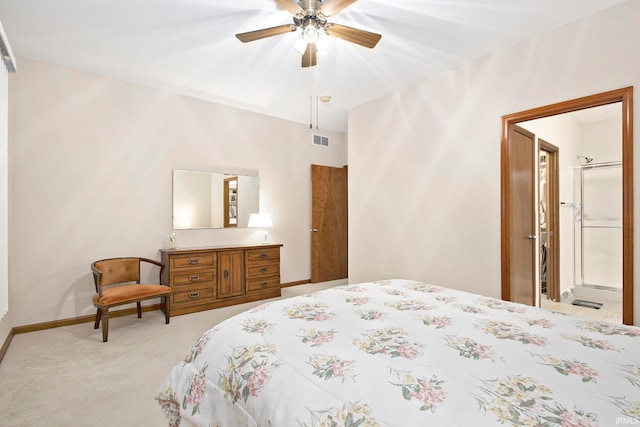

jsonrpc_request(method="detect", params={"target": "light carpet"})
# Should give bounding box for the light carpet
[0,281,342,426]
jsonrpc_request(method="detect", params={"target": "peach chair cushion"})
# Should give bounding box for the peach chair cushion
[93,284,171,306]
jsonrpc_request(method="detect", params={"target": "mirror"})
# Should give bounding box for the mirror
[173,169,259,229]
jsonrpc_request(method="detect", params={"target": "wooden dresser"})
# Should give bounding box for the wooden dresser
[160,244,282,316]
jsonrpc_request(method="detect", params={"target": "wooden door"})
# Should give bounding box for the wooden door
[505,125,537,305]
[539,140,560,303]
[218,250,244,298]
[311,165,348,283]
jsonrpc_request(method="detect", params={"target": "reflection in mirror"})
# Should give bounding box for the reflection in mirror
[173,169,259,229]
[224,176,237,227]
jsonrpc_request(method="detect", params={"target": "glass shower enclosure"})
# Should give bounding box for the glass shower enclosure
[572,162,622,291]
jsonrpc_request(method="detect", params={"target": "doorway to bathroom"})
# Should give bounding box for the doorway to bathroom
[500,87,633,325]
[520,106,623,323]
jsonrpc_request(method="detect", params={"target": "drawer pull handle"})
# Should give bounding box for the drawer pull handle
[223,270,229,279]
[189,292,200,299]
[189,275,200,281]
[188,259,200,265]
[259,267,268,273]
[259,253,268,258]
[260,282,268,288]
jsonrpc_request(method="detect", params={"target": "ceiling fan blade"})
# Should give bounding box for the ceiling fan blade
[302,43,317,68]
[326,23,381,48]
[275,0,304,15]
[236,24,296,43]
[317,0,358,17]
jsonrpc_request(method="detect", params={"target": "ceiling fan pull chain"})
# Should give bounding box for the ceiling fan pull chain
[309,66,316,129]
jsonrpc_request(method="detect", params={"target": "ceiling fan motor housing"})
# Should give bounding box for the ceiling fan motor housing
[301,0,324,16]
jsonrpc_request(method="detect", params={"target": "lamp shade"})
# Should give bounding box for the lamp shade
[248,213,273,228]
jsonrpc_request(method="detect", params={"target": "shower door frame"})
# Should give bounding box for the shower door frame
[501,86,634,325]
[574,161,623,291]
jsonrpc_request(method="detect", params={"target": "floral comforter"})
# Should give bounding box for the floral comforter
[156,279,640,426]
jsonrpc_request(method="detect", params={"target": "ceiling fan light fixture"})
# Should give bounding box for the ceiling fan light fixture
[315,31,330,53]
[293,35,308,54]
[302,23,319,43]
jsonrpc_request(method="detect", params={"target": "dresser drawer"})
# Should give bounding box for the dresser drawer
[172,271,215,287]
[245,248,280,263]
[173,287,216,304]
[170,253,216,269]
[247,277,280,292]
[246,263,279,278]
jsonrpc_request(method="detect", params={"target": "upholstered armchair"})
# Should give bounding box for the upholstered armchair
[91,257,171,342]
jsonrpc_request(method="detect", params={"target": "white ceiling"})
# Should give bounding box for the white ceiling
[0,0,628,132]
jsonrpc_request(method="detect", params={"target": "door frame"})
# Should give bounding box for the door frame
[539,139,560,303]
[500,86,634,325]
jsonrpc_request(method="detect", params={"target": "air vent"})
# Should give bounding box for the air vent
[312,134,329,147]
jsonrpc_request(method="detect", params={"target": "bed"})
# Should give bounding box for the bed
[156,279,640,426]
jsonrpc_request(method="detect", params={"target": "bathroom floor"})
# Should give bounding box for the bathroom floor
[540,293,622,323]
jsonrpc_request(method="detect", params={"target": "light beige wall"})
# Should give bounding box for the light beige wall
[8,57,344,326]
[582,117,622,163]
[348,0,640,325]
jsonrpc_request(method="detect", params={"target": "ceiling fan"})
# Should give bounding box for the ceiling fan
[236,0,382,67]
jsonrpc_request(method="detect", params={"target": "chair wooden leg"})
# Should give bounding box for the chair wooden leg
[136,302,142,318]
[101,309,109,343]
[164,296,170,324]
[94,308,101,329]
